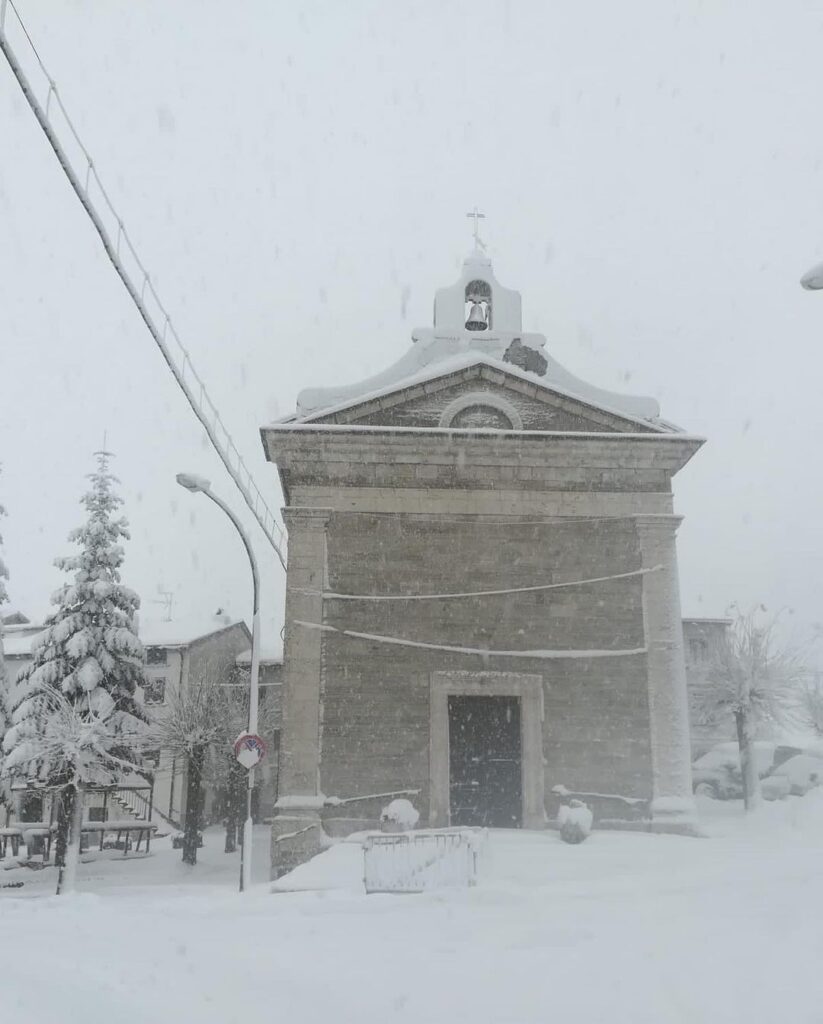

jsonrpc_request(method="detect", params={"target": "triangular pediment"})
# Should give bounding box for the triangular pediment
[303,360,665,434]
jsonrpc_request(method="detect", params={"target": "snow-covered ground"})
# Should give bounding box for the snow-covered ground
[2,797,823,1024]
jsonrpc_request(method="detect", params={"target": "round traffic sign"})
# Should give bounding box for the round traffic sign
[234,732,267,769]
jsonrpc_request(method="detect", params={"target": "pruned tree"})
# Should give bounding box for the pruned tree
[151,664,232,865]
[153,660,277,863]
[697,609,805,811]
[799,674,823,739]
[1,452,148,893]
[210,664,279,853]
[209,676,249,854]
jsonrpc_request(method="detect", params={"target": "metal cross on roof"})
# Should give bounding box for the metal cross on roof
[466,206,486,251]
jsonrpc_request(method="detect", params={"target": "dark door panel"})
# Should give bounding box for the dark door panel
[448,695,522,828]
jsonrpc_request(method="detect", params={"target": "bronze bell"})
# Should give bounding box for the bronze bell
[465,302,487,331]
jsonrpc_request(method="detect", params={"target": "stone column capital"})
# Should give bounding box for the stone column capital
[634,513,684,536]
[282,506,334,532]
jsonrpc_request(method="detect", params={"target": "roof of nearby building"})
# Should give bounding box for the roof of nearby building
[2,615,250,658]
[1,609,31,626]
[236,643,284,667]
[138,615,250,648]
[2,623,45,658]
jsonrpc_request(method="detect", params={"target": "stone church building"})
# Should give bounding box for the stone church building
[262,247,703,875]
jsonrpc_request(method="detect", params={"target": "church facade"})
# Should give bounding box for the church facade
[262,248,703,876]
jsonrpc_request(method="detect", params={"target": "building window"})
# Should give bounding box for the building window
[19,792,43,822]
[146,647,168,665]
[143,677,167,705]
[688,638,709,664]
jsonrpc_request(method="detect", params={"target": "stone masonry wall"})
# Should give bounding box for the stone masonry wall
[353,379,619,432]
[317,512,653,826]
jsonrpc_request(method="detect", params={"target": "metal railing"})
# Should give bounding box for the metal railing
[0,0,286,566]
[363,828,486,894]
[111,787,179,830]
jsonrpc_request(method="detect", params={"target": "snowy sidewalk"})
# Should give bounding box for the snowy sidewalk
[1,805,822,1023]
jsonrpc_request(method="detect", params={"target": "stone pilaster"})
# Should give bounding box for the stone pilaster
[636,514,698,833]
[271,506,333,879]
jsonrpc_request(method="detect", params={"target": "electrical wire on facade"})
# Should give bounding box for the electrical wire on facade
[294,621,648,660]
[298,564,663,603]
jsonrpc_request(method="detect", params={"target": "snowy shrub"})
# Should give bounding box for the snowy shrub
[380,798,420,832]
[557,799,593,844]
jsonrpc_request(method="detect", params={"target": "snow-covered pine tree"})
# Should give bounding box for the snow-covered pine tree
[0,478,8,611]
[2,451,149,892]
[0,476,10,823]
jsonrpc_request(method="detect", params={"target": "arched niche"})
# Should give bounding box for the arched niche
[438,391,523,430]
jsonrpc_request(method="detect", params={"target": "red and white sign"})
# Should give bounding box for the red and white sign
[234,732,267,769]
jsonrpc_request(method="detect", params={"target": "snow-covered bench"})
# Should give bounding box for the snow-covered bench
[80,820,157,855]
[1,820,156,861]
[6,822,55,860]
[0,827,25,858]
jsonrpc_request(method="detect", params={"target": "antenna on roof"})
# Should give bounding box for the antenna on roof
[152,589,174,622]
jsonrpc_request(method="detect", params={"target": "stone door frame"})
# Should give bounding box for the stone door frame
[429,670,545,829]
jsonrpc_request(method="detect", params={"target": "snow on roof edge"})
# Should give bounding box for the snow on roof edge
[271,352,674,435]
[265,421,706,444]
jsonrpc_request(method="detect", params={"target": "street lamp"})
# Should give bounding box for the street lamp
[800,261,823,290]
[176,472,260,892]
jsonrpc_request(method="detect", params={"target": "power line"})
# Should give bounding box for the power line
[0,0,286,568]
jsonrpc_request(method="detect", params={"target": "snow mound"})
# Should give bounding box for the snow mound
[380,798,420,831]
[557,800,593,844]
[791,786,823,839]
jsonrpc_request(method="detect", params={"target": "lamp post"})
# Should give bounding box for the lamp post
[800,261,823,290]
[176,472,260,892]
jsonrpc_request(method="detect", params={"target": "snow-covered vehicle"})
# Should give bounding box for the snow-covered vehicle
[692,742,801,800]
[766,754,823,796]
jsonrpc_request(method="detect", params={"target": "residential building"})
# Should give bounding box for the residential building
[682,617,734,755]
[2,611,250,827]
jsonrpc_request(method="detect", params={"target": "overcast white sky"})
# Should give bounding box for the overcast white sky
[2,1,822,651]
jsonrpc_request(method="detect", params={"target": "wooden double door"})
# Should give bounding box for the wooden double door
[448,695,522,828]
